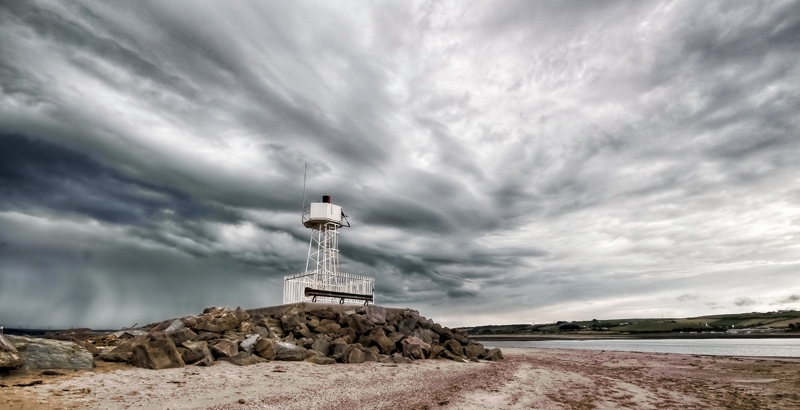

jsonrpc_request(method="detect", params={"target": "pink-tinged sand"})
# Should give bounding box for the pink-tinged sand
[4,348,800,409]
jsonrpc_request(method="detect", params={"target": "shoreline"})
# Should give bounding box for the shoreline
[470,332,800,341]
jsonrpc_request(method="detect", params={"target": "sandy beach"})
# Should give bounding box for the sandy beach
[2,348,800,409]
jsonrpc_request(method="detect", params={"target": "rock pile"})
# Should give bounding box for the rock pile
[96,305,503,369]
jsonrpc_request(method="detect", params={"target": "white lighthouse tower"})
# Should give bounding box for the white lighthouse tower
[283,195,375,305]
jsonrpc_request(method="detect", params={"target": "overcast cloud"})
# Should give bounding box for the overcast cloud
[1,1,799,329]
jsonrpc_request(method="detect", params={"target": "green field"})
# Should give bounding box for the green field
[465,310,800,335]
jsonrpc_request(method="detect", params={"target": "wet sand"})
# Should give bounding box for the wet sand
[2,348,799,409]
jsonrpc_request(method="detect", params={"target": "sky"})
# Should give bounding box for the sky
[1,1,799,329]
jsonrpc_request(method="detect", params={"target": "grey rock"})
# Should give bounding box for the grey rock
[311,339,331,357]
[330,339,348,361]
[357,305,386,325]
[412,328,437,345]
[347,314,374,334]
[274,341,306,361]
[391,352,413,364]
[0,334,23,370]
[7,335,93,370]
[164,319,186,332]
[239,334,260,354]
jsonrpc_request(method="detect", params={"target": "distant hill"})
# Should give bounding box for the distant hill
[464,310,800,335]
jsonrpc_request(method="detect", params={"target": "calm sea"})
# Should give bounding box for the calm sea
[484,338,800,358]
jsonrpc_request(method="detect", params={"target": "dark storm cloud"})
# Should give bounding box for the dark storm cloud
[0,131,224,226]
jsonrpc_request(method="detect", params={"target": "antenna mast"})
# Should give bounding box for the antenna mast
[301,163,307,222]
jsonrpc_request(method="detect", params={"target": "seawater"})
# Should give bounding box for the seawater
[484,338,800,357]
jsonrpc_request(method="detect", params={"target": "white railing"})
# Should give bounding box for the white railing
[283,271,375,305]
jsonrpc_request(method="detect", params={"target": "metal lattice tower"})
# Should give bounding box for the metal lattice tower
[283,195,374,305]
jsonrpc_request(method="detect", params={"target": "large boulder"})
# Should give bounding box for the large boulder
[0,334,23,370]
[274,341,306,361]
[255,317,284,339]
[255,338,276,360]
[281,310,306,331]
[98,336,145,363]
[401,336,430,360]
[329,339,348,361]
[342,344,365,364]
[180,341,213,365]
[314,319,341,336]
[398,316,418,334]
[210,340,239,359]
[166,328,197,346]
[451,331,469,345]
[367,328,394,355]
[311,338,331,357]
[412,328,437,345]
[347,314,374,334]
[341,327,356,344]
[482,348,504,361]
[428,343,445,359]
[164,319,186,332]
[7,335,94,370]
[292,324,314,339]
[131,338,184,370]
[388,332,405,344]
[464,341,485,359]
[444,339,463,356]
[239,334,260,354]
[358,305,387,325]
[431,324,454,342]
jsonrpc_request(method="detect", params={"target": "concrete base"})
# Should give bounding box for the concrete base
[246,303,413,319]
